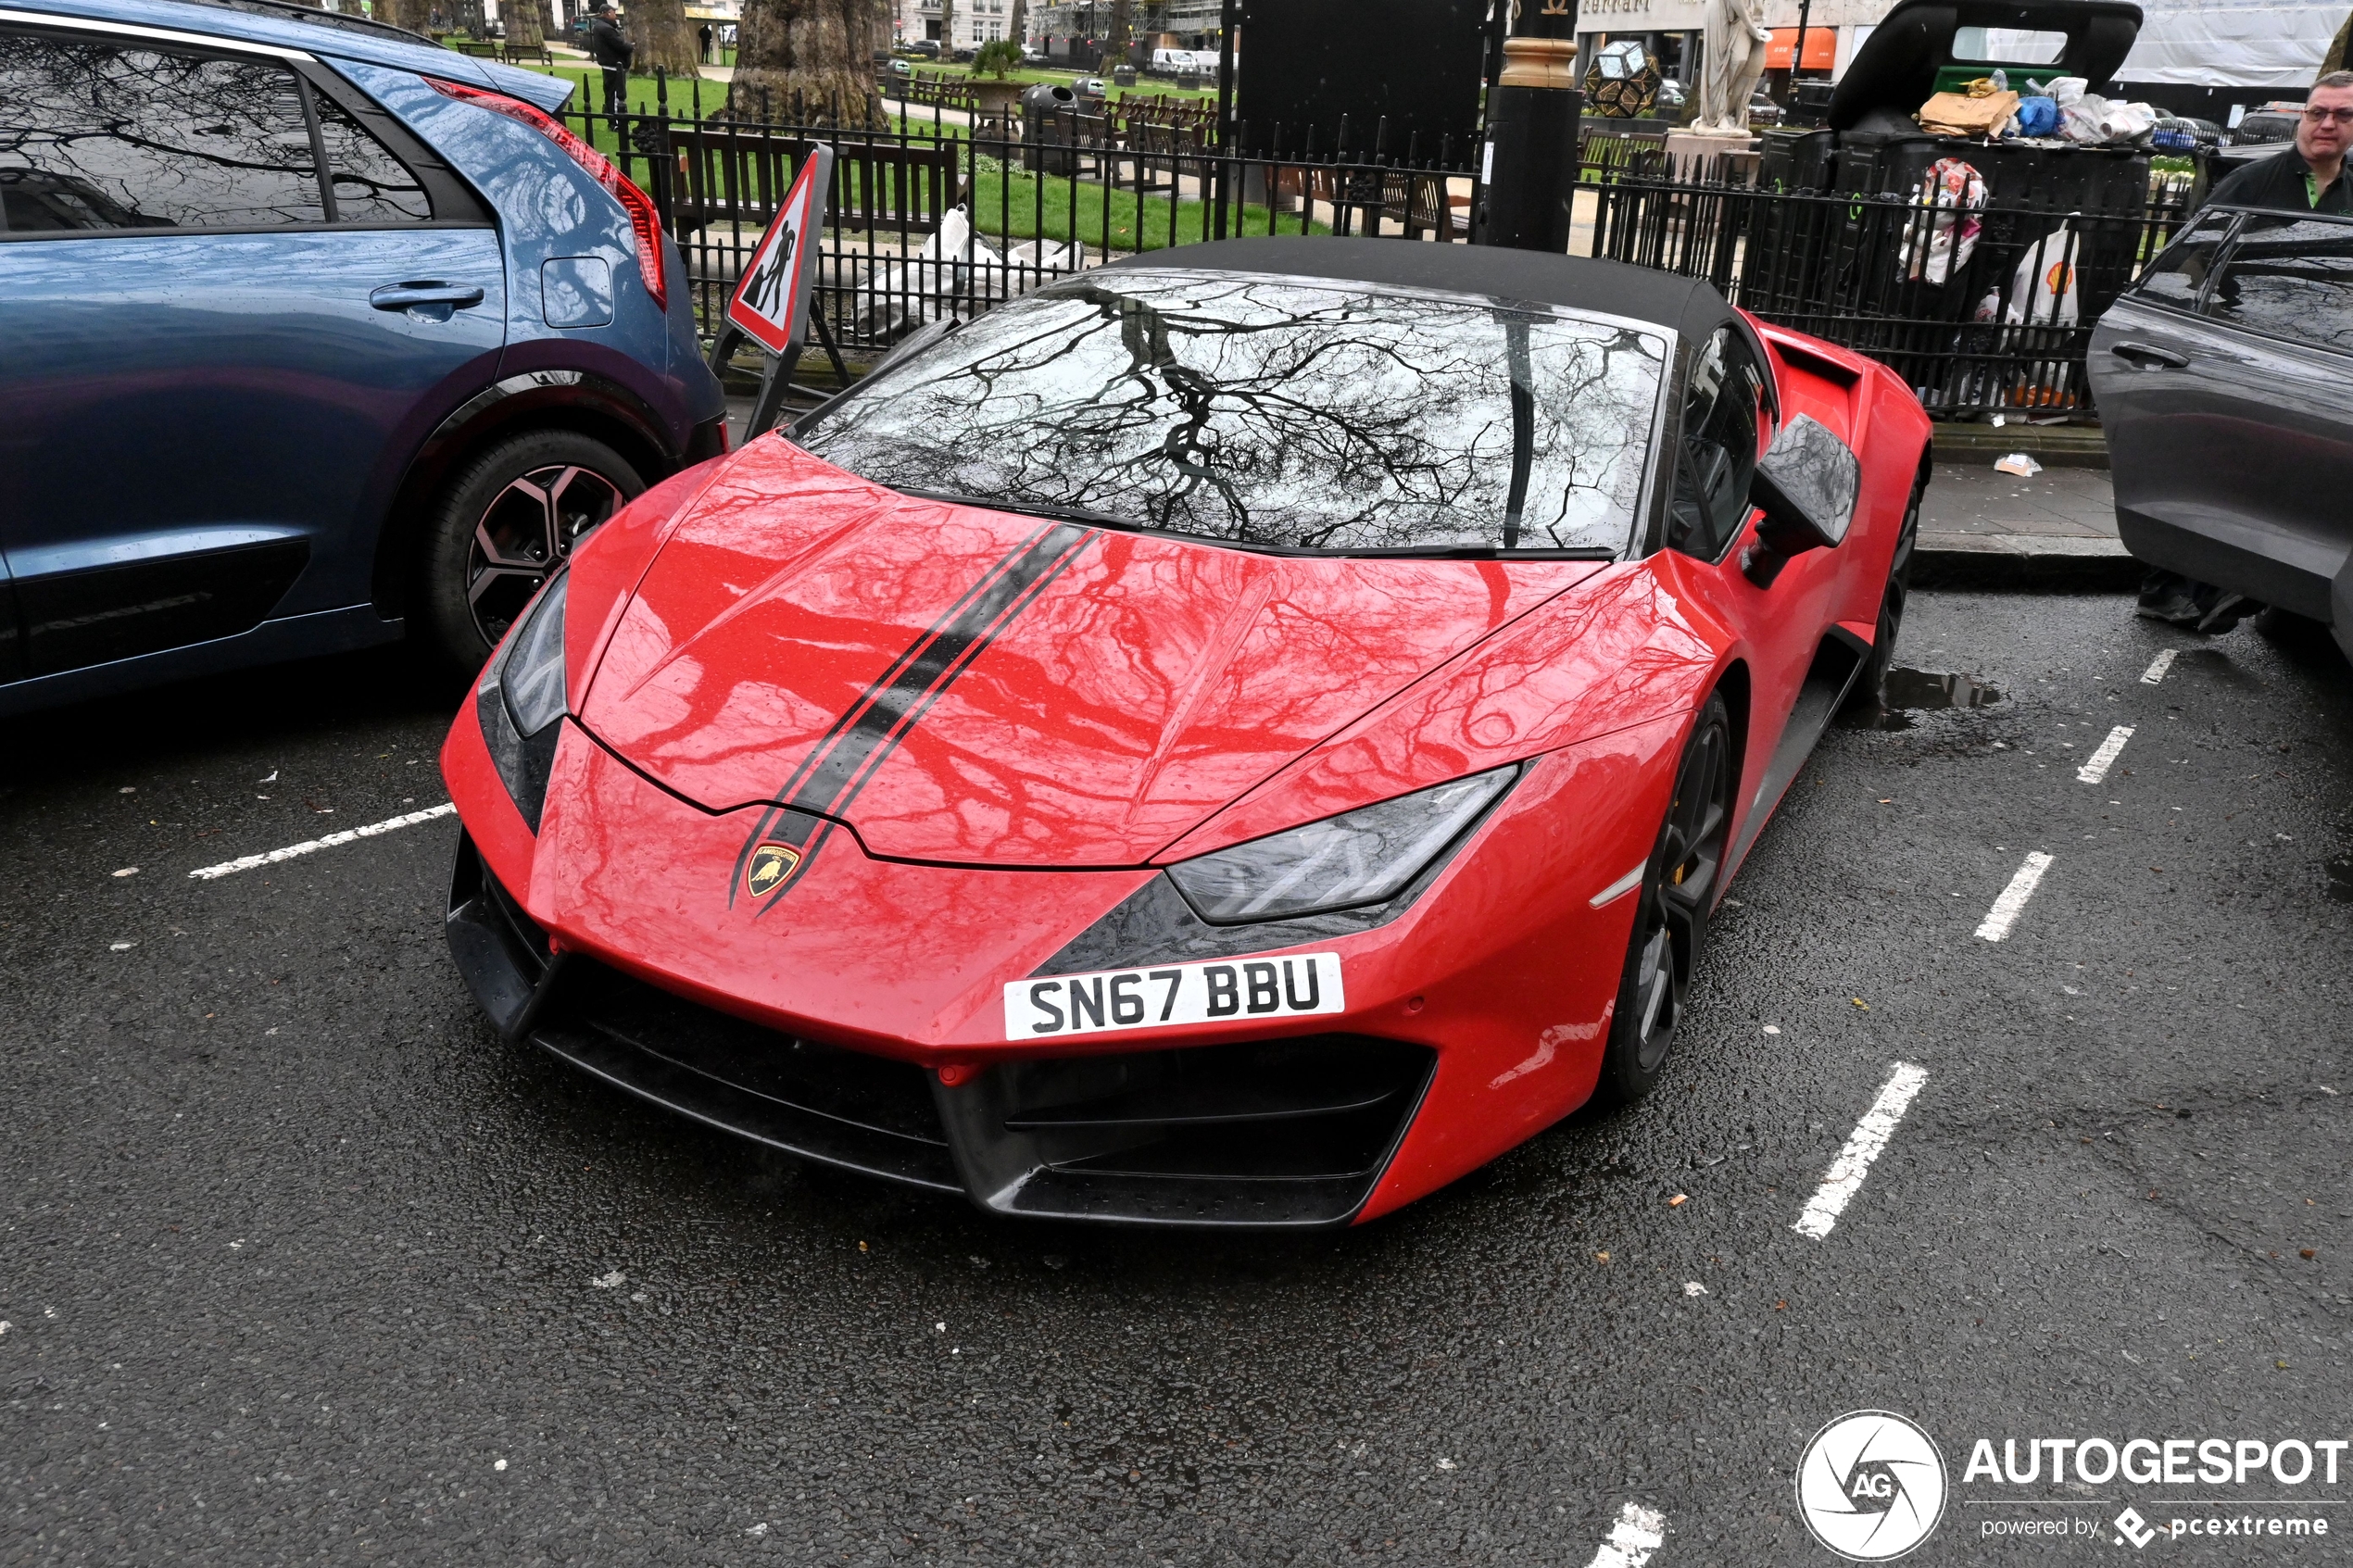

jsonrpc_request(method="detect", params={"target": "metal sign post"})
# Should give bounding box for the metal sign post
[706,142,844,441]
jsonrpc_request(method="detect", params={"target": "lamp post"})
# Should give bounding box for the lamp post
[1478,0,1581,252]
[1791,0,1813,94]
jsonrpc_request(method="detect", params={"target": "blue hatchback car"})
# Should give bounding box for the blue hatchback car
[0,0,727,709]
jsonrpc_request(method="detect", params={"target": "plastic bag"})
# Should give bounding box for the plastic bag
[2004,225,2082,326]
[1901,157,1987,285]
[2061,94,2110,143]
[2013,95,2059,136]
[2033,75,2088,106]
[2101,101,2157,140]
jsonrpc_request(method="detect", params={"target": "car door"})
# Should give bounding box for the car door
[0,21,506,683]
[1655,325,1849,853]
[2091,207,2353,621]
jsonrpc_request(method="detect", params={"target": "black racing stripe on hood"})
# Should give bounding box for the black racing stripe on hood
[728,521,1094,909]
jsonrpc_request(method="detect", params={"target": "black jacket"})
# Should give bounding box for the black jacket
[585,15,634,69]
[2202,145,2353,216]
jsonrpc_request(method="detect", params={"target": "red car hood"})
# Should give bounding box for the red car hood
[579,440,1604,867]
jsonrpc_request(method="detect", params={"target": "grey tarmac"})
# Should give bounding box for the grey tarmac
[3,590,2349,1565]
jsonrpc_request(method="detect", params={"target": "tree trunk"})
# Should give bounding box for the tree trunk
[1010,0,1026,50]
[729,0,883,124]
[2325,7,2352,74]
[1106,0,1130,68]
[624,0,704,74]
[939,0,955,55]
[377,0,434,34]
[502,0,545,50]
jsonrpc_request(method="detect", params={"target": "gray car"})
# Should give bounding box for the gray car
[2087,203,2353,660]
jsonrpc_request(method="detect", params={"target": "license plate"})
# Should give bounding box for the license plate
[1003,952,1345,1040]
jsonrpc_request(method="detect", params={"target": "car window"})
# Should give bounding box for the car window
[798,274,1670,556]
[1665,326,1765,562]
[2133,209,2236,309]
[0,31,322,232]
[311,91,433,223]
[2207,217,2353,355]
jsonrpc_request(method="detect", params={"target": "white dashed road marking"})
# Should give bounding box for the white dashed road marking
[1793,1062,1931,1241]
[1583,1501,1667,1568]
[1975,851,2054,942]
[2140,649,2176,684]
[2075,725,2134,784]
[188,803,457,881]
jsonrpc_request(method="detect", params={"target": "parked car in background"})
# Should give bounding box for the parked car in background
[1747,87,1783,126]
[0,0,726,712]
[2232,100,2304,145]
[2089,205,2353,661]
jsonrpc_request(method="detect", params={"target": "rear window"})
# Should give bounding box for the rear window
[798,273,1669,556]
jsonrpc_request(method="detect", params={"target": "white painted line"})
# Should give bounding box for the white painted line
[1974,851,2054,942]
[1793,1062,1930,1241]
[2140,649,2176,684]
[188,803,457,881]
[2075,725,2134,784]
[1584,1501,1667,1568]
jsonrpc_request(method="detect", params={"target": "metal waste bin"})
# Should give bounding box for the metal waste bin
[1023,82,1079,175]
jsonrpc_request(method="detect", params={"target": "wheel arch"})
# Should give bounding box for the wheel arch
[1710,656,1753,820]
[371,371,684,622]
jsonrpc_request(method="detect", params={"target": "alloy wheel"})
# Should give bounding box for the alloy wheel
[1628,712,1730,1073]
[466,464,625,647]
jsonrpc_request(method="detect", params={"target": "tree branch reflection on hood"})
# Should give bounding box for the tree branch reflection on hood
[799,274,1668,555]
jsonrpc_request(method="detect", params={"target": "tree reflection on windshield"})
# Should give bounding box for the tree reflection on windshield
[798,273,1667,555]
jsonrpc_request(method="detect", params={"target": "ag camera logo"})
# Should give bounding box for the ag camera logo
[1796,1411,1949,1561]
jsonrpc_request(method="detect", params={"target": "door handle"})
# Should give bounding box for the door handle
[370,282,487,311]
[2110,340,2190,370]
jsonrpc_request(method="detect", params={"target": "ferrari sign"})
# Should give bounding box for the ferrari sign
[1005,953,1346,1040]
[726,143,834,355]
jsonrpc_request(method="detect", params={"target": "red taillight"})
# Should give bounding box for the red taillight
[429,77,668,311]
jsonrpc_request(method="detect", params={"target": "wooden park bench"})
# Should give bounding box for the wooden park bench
[447,38,501,58]
[502,41,558,67]
[666,128,966,240]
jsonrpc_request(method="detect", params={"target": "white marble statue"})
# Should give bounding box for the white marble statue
[1697,0,1772,133]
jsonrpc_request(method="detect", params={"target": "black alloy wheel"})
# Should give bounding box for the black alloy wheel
[1847,460,1928,714]
[420,429,646,671]
[1594,690,1733,1108]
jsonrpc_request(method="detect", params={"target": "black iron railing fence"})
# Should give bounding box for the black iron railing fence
[560,72,2194,415]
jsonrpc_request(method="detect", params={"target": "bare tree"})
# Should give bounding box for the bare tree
[1010,0,1026,50]
[376,0,434,33]
[623,0,704,73]
[730,0,883,122]
[502,0,546,50]
[1105,0,1130,68]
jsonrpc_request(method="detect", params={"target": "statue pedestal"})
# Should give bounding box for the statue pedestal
[1663,129,1760,182]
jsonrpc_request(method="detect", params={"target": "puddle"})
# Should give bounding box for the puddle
[2328,857,2353,905]
[1852,668,2006,731]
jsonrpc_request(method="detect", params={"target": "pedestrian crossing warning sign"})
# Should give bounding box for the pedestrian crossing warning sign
[726,142,834,354]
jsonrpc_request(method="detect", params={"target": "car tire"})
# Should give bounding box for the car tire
[1592,690,1733,1109]
[418,429,646,671]
[1844,462,1926,715]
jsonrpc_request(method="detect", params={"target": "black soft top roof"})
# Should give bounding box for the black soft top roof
[1097,237,1744,343]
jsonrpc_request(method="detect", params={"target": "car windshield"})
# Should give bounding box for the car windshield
[796,272,1669,555]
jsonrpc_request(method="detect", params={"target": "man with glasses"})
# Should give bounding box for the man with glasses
[2201,70,2353,216]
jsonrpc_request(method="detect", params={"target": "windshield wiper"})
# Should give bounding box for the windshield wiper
[899,492,1620,561]
[1349,545,1620,560]
[899,491,1151,535]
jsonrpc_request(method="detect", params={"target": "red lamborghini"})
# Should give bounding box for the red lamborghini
[441,239,1931,1229]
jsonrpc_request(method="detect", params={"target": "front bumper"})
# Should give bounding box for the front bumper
[449,834,1436,1227]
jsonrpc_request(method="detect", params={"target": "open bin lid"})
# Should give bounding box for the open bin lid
[1825,0,2143,132]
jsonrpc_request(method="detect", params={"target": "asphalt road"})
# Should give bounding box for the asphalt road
[5,591,2351,1566]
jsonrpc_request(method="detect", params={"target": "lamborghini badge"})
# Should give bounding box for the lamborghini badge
[745,842,802,898]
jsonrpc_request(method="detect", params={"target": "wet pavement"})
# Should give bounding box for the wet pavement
[4,592,2351,1564]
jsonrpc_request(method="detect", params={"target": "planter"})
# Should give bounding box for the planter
[970,77,1025,133]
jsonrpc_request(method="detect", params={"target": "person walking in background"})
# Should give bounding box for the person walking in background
[698,20,714,63]
[585,2,633,132]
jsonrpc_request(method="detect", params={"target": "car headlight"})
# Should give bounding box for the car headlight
[1165,765,1519,924]
[475,571,569,832]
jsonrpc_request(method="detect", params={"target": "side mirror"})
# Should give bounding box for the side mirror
[1741,414,1860,586]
